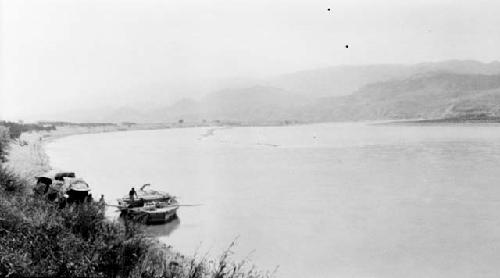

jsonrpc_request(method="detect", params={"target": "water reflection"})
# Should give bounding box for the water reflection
[110,209,181,238]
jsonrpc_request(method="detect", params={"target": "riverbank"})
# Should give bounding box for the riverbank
[0,126,273,277]
[378,115,500,125]
[5,122,193,183]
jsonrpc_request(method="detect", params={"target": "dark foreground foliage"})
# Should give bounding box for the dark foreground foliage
[0,189,147,277]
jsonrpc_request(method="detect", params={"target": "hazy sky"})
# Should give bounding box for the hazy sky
[1,0,500,121]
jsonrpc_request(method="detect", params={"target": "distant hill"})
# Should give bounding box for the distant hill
[264,60,500,98]
[31,60,500,124]
[308,72,500,121]
[155,64,500,123]
[154,86,312,124]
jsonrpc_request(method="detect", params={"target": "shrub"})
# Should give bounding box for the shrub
[0,126,10,162]
[0,190,149,278]
[0,165,26,193]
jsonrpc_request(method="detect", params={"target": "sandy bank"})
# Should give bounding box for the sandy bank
[4,123,174,183]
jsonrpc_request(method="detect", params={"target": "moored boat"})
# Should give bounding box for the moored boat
[117,184,179,224]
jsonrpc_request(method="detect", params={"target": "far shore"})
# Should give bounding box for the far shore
[381,119,500,126]
[17,117,500,147]
[23,120,305,144]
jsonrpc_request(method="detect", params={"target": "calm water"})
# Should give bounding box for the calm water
[46,123,500,278]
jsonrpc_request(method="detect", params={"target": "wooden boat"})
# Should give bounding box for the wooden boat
[117,184,179,224]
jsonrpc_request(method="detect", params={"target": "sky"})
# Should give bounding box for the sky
[1,0,500,121]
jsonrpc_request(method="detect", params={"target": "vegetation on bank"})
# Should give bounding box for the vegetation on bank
[0,127,10,162]
[0,126,274,278]
[0,121,56,140]
[407,114,500,124]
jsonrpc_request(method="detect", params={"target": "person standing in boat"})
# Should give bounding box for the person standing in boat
[129,187,138,202]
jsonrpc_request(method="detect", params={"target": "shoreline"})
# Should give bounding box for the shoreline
[379,120,500,127]
[5,123,177,187]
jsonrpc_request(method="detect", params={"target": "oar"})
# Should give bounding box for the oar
[104,204,122,208]
[105,203,203,208]
[168,204,203,207]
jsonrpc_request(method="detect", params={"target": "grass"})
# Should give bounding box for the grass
[0,128,274,278]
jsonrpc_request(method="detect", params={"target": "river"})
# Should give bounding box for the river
[46,122,500,278]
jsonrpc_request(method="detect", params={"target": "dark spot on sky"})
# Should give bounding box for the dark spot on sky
[327,8,331,11]
[345,45,349,48]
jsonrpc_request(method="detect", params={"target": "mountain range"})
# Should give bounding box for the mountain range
[40,60,500,123]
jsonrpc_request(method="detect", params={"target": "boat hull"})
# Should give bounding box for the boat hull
[121,206,179,224]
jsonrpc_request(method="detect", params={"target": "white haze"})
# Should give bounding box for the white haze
[1,0,500,121]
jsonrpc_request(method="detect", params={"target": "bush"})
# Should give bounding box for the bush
[0,126,10,162]
[0,166,26,193]
[0,190,150,278]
